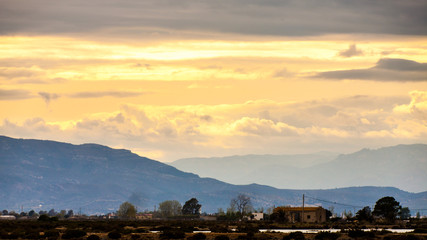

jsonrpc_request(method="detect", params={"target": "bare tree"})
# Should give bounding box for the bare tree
[230,194,252,216]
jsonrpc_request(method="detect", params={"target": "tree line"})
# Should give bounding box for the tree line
[1,195,418,223]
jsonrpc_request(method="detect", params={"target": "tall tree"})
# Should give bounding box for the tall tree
[117,201,137,219]
[182,198,202,215]
[158,200,182,217]
[373,196,401,222]
[356,206,373,222]
[230,194,252,216]
[398,207,411,220]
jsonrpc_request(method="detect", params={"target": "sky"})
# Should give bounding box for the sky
[0,0,426,162]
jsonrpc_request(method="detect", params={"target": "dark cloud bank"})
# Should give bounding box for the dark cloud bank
[0,0,426,37]
[315,58,427,82]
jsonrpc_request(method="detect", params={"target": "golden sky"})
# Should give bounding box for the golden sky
[1,0,426,161]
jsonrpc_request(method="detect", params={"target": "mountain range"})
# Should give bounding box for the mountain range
[1,135,426,215]
[170,144,427,193]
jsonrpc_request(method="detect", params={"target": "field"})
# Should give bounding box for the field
[0,219,427,240]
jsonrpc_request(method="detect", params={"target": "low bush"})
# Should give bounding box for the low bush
[214,235,230,240]
[107,231,122,239]
[315,231,340,240]
[188,232,207,240]
[348,229,375,239]
[414,228,427,233]
[25,231,42,239]
[160,228,186,239]
[62,229,87,239]
[283,231,306,240]
[87,234,101,240]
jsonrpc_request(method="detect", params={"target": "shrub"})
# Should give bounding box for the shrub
[384,235,424,240]
[25,231,42,239]
[348,229,375,239]
[214,235,230,240]
[107,231,122,239]
[38,214,50,221]
[160,228,186,239]
[188,232,207,240]
[414,228,427,233]
[131,234,141,240]
[315,231,340,240]
[283,231,306,240]
[62,229,87,239]
[87,234,101,240]
[44,230,60,240]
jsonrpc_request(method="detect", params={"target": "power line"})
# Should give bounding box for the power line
[304,195,364,209]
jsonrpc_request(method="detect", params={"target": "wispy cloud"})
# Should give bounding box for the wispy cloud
[339,44,363,58]
[38,92,60,105]
[0,89,34,100]
[314,58,427,81]
[69,91,147,98]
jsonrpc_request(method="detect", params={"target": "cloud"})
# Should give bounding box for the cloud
[38,92,60,105]
[314,58,427,81]
[0,0,426,38]
[0,89,34,100]
[70,91,147,98]
[273,67,293,78]
[339,44,363,58]
[393,91,427,120]
[1,92,426,161]
[230,117,301,136]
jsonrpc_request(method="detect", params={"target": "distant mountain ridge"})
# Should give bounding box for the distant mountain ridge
[1,135,426,215]
[170,144,427,193]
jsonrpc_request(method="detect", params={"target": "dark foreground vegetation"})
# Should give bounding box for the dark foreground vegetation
[1,218,427,240]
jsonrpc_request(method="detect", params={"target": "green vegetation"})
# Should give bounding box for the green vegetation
[183,198,202,216]
[117,201,137,219]
[373,196,404,223]
[158,200,182,218]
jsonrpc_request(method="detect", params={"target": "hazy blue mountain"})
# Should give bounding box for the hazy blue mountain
[170,145,427,193]
[170,153,337,184]
[0,136,425,215]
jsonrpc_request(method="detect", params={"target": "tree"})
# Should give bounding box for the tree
[230,194,252,217]
[271,207,290,222]
[398,207,411,220]
[356,206,373,222]
[48,209,56,216]
[158,200,182,217]
[182,198,202,215]
[58,210,67,218]
[65,209,74,218]
[117,201,137,219]
[373,196,401,222]
[28,210,37,217]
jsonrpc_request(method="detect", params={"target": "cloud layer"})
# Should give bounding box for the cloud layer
[1,0,426,38]
[315,58,427,81]
[1,92,426,161]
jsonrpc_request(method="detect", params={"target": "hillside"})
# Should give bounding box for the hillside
[170,145,427,193]
[0,136,425,215]
[170,153,337,184]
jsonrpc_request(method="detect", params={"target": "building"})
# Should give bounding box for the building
[250,212,264,220]
[273,206,327,223]
[0,215,16,220]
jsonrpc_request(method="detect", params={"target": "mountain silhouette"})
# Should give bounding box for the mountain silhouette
[1,136,425,215]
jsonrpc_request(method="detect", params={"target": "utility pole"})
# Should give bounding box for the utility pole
[302,194,305,223]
